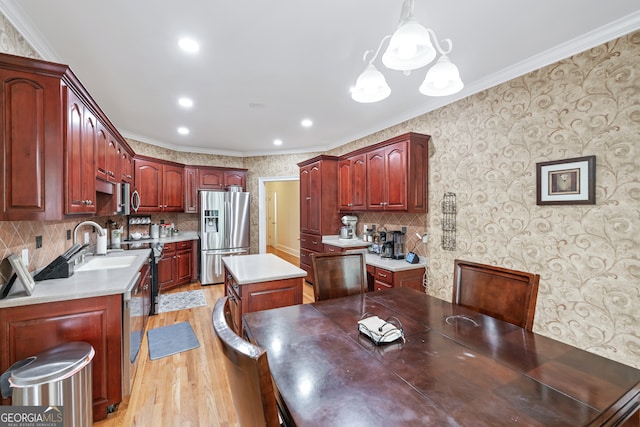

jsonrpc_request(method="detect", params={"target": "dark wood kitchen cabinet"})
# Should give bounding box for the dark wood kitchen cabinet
[338,153,367,212]
[184,166,198,213]
[0,66,64,221]
[198,166,247,191]
[366,133,429,212]
[96,122,119,183]
[134,157,184,213]
[119,143,134,183]
[298,156,340,283]
[65,88,97,214]
[158,240,196,291]
[366,264,425,292]
[0,53,150,220]
[0,295,123,421]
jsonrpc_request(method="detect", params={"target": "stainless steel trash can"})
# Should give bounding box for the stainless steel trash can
[5,342,95,427]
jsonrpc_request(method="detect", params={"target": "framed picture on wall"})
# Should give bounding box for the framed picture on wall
[536,155,595,205]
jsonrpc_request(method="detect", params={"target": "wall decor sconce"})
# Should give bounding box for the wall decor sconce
[351,0,464,103]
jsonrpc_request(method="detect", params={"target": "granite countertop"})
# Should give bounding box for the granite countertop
[120,231,200,247]
[0,249,151,308]
[222,253,307,285]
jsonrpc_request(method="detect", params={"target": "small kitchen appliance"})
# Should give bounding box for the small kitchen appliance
[339,215,358,240]
[392,231,406,260]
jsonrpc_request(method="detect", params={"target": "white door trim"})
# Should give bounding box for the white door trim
[258,176,298,254]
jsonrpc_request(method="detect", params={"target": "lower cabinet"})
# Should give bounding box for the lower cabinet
[0,295,123,421]
[158,240,197,291]
[225,267,303,336]
[367,265,425,292]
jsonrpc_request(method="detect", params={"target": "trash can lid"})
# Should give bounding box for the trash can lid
[10,342,95,387]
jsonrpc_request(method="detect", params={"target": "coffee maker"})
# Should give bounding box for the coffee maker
[392,231,406,259]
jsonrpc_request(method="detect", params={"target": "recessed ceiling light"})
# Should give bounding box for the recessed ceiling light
[178,38,200,53]
[178,97,194,108]
[178,127,190,135]
[273,139,283,146]
[301,118,313,127]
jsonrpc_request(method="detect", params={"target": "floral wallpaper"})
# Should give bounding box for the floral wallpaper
[0,11,638,369]
[328,32,640,368]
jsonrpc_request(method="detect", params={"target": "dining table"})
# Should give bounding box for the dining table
[242,287,640,427]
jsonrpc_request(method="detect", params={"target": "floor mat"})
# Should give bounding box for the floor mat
[158,290,207,313]
[147,321,200,360]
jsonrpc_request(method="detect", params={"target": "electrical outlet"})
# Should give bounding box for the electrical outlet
[401,226,407,234]
[21,248,29,267]
[35,235,42,248]
[422,233,429,243]
[67,230,71,240]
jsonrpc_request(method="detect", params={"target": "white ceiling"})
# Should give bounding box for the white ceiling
[1,1,639,157]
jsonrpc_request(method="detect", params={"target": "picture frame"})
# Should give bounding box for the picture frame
[536,155,595,205]
[7,253,36,295]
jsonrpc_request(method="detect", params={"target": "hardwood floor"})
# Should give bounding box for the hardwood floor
[95,250,309,426]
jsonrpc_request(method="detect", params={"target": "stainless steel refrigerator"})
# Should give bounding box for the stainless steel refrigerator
[200,190,250,285]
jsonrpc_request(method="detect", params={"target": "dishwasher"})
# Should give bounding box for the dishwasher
[122,259,151,397]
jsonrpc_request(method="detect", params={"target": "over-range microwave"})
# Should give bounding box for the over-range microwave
[116,182,140,215]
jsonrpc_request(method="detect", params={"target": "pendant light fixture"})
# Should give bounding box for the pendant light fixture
[351,0,464,103]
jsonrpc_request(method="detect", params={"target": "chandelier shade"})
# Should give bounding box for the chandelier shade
[382,17,436,71]
[350,63,391,103]
[419,55,464,96]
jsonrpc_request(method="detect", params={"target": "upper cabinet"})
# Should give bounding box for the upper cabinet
[0,54,141,220]
[366,134,429,212]
[0,65,64,221]
[338,132,429,213]
[96,122,119,183]
[299,156,339,235]
[199,167,247,191]
[119,143,134,183]
[65,88,96,215]
[134,157,184,213]
[338,153,366,212]
[184,167,198,214]
[366,142,407,211]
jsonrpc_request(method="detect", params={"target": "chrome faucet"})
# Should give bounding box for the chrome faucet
[73,220,107,245]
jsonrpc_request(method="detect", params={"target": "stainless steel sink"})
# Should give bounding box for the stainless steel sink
[75,255,138,272]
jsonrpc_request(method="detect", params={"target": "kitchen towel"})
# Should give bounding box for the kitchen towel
[147,321,200,360]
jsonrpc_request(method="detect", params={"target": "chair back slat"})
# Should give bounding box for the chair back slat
[452,259,540,331]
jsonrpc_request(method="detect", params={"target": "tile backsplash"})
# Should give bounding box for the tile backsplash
[0,214,199,285]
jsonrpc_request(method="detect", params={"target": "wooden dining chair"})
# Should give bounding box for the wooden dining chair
[310,251,367,302]
[452,259,540,331]
[212,296,281,427]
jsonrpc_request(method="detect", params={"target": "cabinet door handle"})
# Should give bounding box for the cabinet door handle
[306,197,311,200]
[378,272,388,278]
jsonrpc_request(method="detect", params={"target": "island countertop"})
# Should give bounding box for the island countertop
[222,253,307,285]
[0,249,151,308]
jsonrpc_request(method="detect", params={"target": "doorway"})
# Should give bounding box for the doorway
[258,176,299,255]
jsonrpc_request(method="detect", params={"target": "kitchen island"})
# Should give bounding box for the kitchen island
[222,253,307,335]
